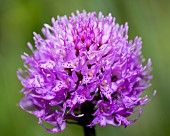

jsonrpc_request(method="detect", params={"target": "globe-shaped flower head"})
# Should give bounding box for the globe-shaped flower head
[18,10,156,133]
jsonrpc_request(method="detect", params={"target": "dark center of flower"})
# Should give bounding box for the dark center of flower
[111,74,118,82]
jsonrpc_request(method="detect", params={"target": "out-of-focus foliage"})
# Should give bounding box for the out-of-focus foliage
[0,0,169,136]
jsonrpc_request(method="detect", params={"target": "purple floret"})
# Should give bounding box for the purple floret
[18,10,156,133]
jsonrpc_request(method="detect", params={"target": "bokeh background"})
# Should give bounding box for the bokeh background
[0,0,170,136]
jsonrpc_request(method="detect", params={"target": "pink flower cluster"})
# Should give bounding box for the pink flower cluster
[18,10,155,133]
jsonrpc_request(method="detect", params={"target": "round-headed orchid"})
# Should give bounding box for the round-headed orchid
[18,10,156,134]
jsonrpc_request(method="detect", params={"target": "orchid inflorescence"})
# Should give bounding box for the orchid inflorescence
[18,10,156,133]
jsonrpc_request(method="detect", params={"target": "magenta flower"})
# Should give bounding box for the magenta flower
[18,10,156,134]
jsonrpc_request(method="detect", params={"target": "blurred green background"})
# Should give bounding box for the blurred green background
[0,0,170,136]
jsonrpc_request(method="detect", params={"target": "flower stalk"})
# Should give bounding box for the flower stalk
[80,101,96,136]
[83,126,96,136]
